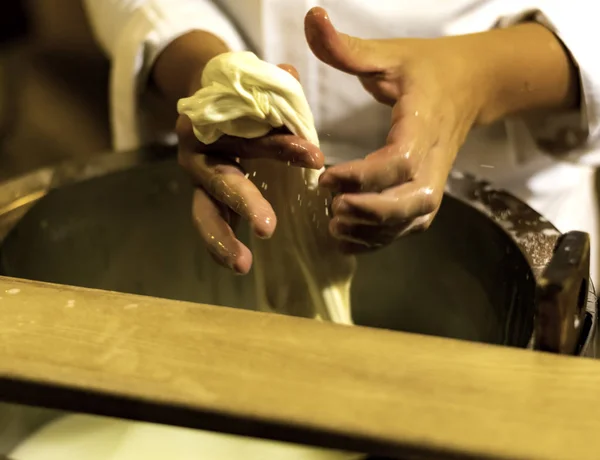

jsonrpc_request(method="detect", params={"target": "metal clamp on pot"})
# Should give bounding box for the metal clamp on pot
[446,170,597,357]
[534,231,594,355]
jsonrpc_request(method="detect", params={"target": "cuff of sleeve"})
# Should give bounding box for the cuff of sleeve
[110,0,247,151]
[136,0,247,83]
[495,7,600,163]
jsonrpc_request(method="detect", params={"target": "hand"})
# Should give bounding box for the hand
[304,7,578,253]
[177,64,324,275]
[304,8,481,253]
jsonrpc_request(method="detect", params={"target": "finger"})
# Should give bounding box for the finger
[332,182,441,226]
[332,209,436,236]
[331,139,449,225]
[277,63,301,82]
[207,203,241,271]
[329,217,398,247]
[204,133,324,169]
[320,104,431,193]
[335,219,434,254]
[330,208,436,255]
[319,149,414,194]
[304,7,391,75]
[178,113,324,169]
[204,195,245,270]
[180,150,277,238]
[330,194,388,224]
[191,188,253,274]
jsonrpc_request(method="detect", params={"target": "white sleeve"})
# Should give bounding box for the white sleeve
[82,0,248,151]
[446,0,600,166]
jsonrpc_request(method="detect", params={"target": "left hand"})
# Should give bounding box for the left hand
[176,63,322,274]
[305,8,484,253]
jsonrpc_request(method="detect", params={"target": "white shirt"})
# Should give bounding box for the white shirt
[83,0,600,285]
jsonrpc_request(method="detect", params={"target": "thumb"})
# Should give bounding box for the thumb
[304,7,388,75]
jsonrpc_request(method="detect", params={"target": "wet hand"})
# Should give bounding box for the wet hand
[177,64,324,274]
[305,7,483,253]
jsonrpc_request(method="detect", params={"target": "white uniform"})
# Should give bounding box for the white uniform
[83,0,600,285]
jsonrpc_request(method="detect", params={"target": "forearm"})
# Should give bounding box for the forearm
[152,30,230,103]
[464,22,580,125]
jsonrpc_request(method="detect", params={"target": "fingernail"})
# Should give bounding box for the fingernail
[225,250,250,275]
[252,216,275,239]
[253,226,271,239]
[287,143,322,169]
[307,151,323,168]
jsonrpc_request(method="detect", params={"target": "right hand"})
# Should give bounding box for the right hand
[177,64,324,275]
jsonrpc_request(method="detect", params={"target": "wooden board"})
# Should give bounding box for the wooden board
[0,276,600,459]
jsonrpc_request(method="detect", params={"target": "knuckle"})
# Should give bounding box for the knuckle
[206,172,226,198]
[419,189,441,215]
[394,153,414,182]
[347,168,367,190]
[205,170,246,216]
[372,209,391,225]
[389,146,419,183]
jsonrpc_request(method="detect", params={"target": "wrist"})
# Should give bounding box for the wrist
[459,23,580,126]
[152,30,230,102]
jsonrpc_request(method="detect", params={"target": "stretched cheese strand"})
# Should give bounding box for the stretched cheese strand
[178,51,356,324]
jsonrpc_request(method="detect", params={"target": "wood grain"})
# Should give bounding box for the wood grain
[0,276,599,459]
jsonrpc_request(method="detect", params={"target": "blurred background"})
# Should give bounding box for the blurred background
[1,1,600,216]
[0,0,111,181]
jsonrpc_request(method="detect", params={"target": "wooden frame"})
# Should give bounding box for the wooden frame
[1,276,600,459]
